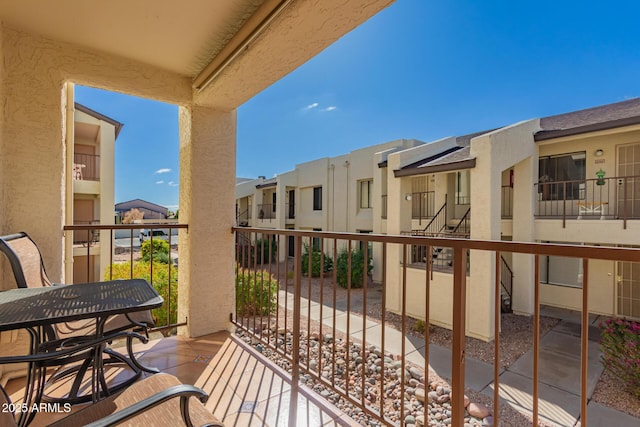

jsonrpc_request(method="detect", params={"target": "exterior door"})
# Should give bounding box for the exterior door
[617,261,640,320]
[616,142,640,218]
[288,190,295,219]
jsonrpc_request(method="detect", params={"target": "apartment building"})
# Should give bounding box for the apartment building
[239,98,640,341]
[66,99,122,283]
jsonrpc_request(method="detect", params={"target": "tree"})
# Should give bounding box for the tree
[123,208,144,224]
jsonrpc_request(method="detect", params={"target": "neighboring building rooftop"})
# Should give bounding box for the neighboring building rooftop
[256,177,277,189]
[75,102,124,138]
[115,199,169,214]
[395,98,640,177]
[536,97,640,140]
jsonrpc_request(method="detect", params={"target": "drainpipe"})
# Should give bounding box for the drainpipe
[64,83,75,282]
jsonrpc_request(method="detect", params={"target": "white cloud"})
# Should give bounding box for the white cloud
[322,106,337,112]
[155,180,164,184]
[155,168,171,174]
[168,181,178,187]
[304,102,319,110]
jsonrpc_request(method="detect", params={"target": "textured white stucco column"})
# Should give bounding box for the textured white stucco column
[468,120,540,340]
[511,157,537,315]
[178,106,236,337]
[385,154,413,313]
[469,135,501,341]
[99,119,116,280]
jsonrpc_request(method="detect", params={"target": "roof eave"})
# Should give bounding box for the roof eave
[393,158,476,178]
[535,116,640,141]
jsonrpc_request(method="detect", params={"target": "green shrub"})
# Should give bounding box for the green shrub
[301,244,333,277]
[106,261,177,327]
[140,239,170,264]
[599,318,640,397]
[336,247,372,289]
[236,266,279,317]
[414,319,427,334]
[255,237,277,264]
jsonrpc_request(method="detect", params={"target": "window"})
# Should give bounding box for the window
[359,180,372,209]
[538,152,586,201]
[455,171,470,205]
[539,241,584,288]
[313,186,322,210]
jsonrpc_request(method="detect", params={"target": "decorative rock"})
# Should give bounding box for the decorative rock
[482,415,494,426]
[415,415,425,427]
[449,392,470,408]
[409,367,422,380]
[467,402,491,419]
[415,387,426,403]
[427,391,439,403]
[404,414,416,425]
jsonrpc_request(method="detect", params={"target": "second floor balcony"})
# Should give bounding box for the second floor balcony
[534,175,640,227]
[2,224,639,426]
[73,153,100,181]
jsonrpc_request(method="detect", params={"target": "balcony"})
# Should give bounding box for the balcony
[257,204,276,221]
[3,224,639,426]
[534,175,640,227]
[73,153,100,181]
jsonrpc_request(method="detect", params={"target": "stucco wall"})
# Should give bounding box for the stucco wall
[179,106,236,336]
[0,26,191,283]
[539,259,615,315]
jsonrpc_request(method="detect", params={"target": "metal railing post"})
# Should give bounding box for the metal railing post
[451,246,467,426]
[289,234,302,424]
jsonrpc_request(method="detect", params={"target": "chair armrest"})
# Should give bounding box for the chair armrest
[83,385,222,427]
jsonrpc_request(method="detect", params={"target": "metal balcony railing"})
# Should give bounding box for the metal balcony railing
[63,223,187,331]
[236,205,252,225]
[534,175,640,228]
[232,226,639,426]
[73,153,100,181]
[257,204,276,220]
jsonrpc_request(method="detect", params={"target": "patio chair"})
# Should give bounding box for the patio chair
[0,232,158,403]
[0,373,224,427]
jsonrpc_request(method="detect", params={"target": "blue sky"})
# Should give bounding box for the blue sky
[75,0,640,209]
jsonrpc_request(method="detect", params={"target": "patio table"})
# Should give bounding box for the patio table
[0,279,163,426]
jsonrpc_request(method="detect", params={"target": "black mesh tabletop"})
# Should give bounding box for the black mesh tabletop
[0,279,163,332]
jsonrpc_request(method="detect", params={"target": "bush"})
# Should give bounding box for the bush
[301,244,333,277]
[599,318,640,397]
[336,247,372,289]
[255,237,277,264]
[140,239,170,264]
[236,266,279,317]
[106,261,177,327]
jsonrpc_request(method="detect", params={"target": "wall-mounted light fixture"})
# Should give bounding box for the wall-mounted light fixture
[405,194,412,201]
[595,149,604,157]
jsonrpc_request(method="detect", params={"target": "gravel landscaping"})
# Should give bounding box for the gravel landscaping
[263,261,640,423]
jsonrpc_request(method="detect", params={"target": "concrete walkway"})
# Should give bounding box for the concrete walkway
[280,289,640,426]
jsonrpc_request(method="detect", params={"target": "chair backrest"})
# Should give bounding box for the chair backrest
[0,232,53,288]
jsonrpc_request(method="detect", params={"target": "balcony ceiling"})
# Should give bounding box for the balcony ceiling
[0,0,264,78]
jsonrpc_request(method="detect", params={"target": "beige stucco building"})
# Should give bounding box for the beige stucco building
[0,0,395,382]
[239,98,640,341]
[67,100,121,284]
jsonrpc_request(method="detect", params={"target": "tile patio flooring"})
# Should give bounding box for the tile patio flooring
[4,331,358,427]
